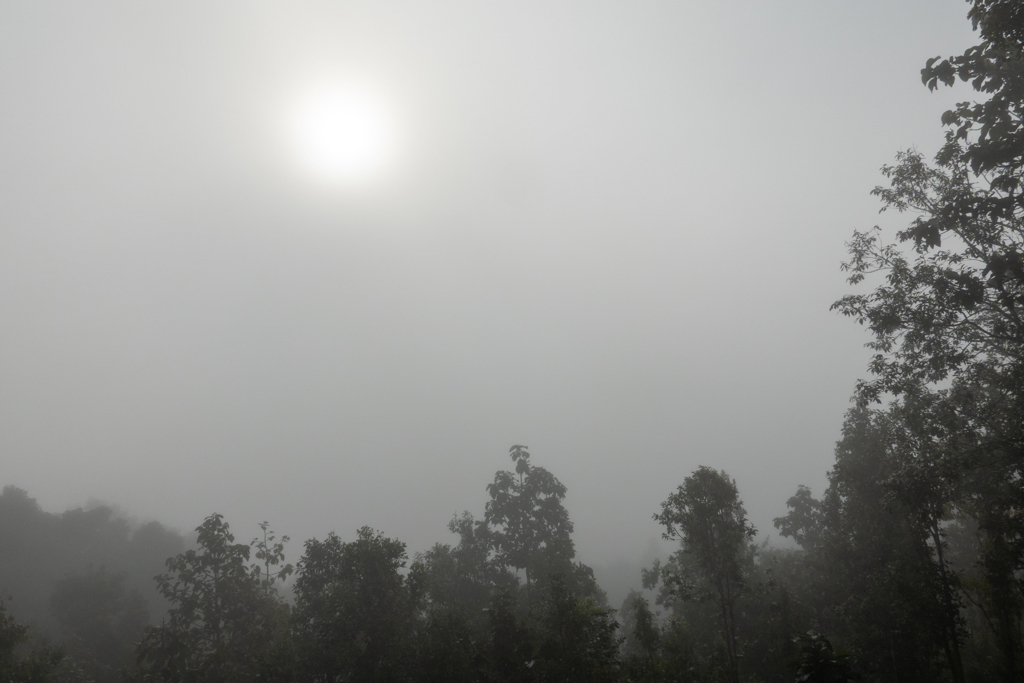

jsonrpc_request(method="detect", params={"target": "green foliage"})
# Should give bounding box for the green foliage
[619,591,728,683]
[421,512,514,618]
[135,514,283,683]
[775,407,967,682]
[620,592,659,663]
[413,448,612,683]
[484,446,575,586]
[650,467,756,683]
[533,574,621,683]
[292,527,419,683]
[620,593,665,683]
[414,606,481,683]
[0,596,29,669]
[485,590,535,683]
[774,487,823,552]
[250,522,293,596]
[831,3,1024,679]
[416,509,519,674]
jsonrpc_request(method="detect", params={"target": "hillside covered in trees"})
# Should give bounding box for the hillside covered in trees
[4,0,1024,681]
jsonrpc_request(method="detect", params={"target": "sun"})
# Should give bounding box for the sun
[289,86,394,184]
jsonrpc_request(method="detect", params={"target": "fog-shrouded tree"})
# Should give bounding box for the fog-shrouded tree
[0,596,63,683]
[291,527,422,683]
[414,511,516,681]
[832,2,1024,679]
[135,514,283,683]
[419,512,513,624]
[883,394,970,682]
[775,404,985,682]
[620,587,712,683]
[483,446,575,590]
[50,567,149,681]
[834,0,1024,406]
[0,486,186,638]
[485,590,535,683]
[648,466,756,683]
[618,592,681,683]
[412,601,480,683]
[250,522,293,598]
[532,573,620,683]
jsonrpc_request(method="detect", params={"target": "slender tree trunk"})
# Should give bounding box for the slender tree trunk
[714,580,739,683]
[708,527,739,683]
[889,636,899,682]
[997,600,1018,683]
[985,529,1020,683]
[930,518,965,683]
[211,560,224,679]
[724,579,740,683]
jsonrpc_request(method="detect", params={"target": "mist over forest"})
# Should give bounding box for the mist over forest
[4,1,1024,682]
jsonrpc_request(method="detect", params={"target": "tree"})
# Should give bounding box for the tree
[832,3,1024,679]
[0,596,63,683]
[250,521,293,597]
[620,592,660,668]
[619,592,684,683]
[776,406,971,682]
[650,467,756,683]
[291,527,420,683]
[414,511,516,680]
[49,567,149,680]
[0,487,186,637]
[883,395,969,682]
[135,514,281,683]
[773,486,824,552]
[484,590,535,683]
[483,446,575,589]
[834,0,1024,403]
[532,574,620,683]
[419,512,513,622]
[413,603,480,683]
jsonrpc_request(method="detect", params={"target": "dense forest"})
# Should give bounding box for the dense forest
[4,1,1024,681]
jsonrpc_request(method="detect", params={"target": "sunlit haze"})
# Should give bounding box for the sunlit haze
[289,86,394,184]
[0,1,982,604]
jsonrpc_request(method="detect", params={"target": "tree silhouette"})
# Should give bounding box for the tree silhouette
[651,467,756,683]
[483,446,575,588]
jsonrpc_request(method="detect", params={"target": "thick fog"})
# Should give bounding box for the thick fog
[0,1,977,588]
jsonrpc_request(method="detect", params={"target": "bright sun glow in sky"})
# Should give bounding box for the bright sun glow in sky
[0,1,984,597]
[289,86,393,184]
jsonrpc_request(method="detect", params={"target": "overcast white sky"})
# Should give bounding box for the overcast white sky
[0,1,980,594]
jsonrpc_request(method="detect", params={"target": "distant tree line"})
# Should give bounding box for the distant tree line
[4,0,1024,680]
[0,485,184,681]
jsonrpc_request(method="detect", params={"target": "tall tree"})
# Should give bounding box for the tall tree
[777,406,966,682]
[883,395,969,682]
[650,466,756,683]
[832,2,1024,678]
[135,514,282,683]
[483,446,575,589]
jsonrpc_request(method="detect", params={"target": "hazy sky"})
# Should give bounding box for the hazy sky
[0,1,979,584]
